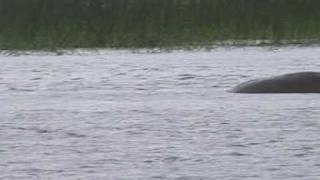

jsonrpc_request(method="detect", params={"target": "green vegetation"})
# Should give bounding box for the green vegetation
[1,0,320,49]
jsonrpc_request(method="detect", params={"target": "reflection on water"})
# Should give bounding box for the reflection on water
[1,47,320,179]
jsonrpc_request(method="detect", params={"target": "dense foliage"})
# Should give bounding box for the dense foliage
[1,0,320,49]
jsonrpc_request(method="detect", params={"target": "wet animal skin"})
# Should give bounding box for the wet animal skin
[231,72,320,93]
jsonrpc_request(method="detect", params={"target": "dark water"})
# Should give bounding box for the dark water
[1,47,320,179]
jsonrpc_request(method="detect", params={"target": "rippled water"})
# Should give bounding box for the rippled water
[1,47,320,179]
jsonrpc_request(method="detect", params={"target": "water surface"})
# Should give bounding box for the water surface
[1,47,320,179]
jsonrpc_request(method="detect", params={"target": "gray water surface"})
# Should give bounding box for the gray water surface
[1,47,320,179]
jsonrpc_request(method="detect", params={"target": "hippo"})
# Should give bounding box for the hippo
[231,72,320,93]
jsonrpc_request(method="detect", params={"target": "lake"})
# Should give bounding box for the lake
[1,46,320,179]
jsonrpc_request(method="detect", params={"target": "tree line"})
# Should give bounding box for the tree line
[0,0,320,49]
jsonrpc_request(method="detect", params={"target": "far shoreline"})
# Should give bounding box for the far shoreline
[1,40,320,56]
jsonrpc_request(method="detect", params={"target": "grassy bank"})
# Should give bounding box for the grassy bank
[1,0,320,49]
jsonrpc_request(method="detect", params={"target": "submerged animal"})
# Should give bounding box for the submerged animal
[231,72,320,93]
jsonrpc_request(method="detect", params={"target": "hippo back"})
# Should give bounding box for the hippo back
[231,72,320,93]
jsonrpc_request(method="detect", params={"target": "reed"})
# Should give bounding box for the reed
[1,0,320,49]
